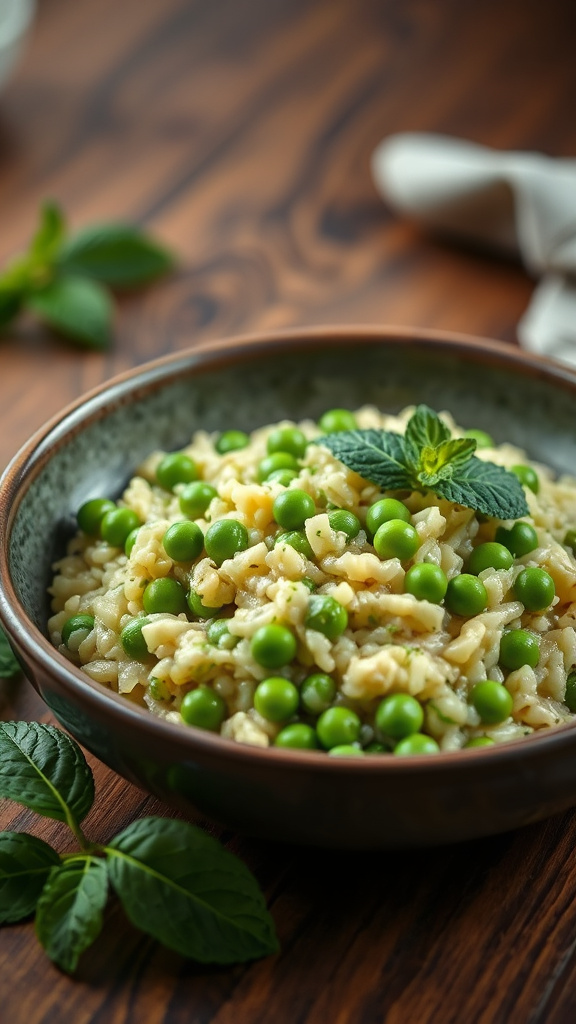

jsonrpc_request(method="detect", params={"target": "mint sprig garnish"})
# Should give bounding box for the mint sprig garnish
[0,201,174,349]
[0,722,278,974]
[317,405,530,520]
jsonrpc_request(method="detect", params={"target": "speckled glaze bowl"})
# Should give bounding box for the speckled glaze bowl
[2,326,576,849]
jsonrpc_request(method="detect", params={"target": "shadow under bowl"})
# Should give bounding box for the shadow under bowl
[1,325,576,849]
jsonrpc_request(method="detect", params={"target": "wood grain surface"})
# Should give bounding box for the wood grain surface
[1,0,576,1020]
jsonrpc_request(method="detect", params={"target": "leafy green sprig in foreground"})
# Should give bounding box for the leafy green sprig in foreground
[317,405,530,520]
[0,722,278,973]
[0,202,174,349]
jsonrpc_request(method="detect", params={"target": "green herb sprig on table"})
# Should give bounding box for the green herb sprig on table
[316,405,530,520]
[0,721,279,973]
[0,202,174,349]
[0,629,20,679]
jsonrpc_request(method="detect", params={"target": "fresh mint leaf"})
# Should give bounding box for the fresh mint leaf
[106,817,279,964]
[0,722,95,827]
[27,276,113,349]
[0,832,61,923]
[0,287,22,329]
[57,224,174,288]
[417,438,477,486]
[0,627,20,678]
[318,429,413,491]
[35,856,108,973]
[434,456,529,519]
[29,202,66,266]
[404,405,451,463]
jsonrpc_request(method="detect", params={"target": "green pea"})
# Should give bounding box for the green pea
[179,481,217,519]
[124,527,141,557]
[100,508,141,548]
[373,520,419,561]
[187,589,224,619]
[275,530,314,560]
[305,594,348,641]
[257,452,299,483]
[366,498,411,536]
[267,426,308,459]
[471,680,513,724]
[267,469,299,487]
[318,409,358,433]
[156,452,198,490]
[495,522,538,557]
[254,677,299,722]
[273,489,315,530]
[205,519,249,565]
[463,736,496,748]
[316,706,361,749]
[499,628,540,670]
[61,614,95,649]
[327,509,361,540]
[564,529,576,554]
[328,745,365,757]
[404,563,448,603]
[274,723,318,749]
[163,521,204,562]
[77,498,115,536]
[445,574,487,617]
[215,430,250,454]
[564,671,576,713]
[251,624,297,668]
[300,672,336,714]
[468,542,514,575]
[394,734,440,756]
[511,464,539,494]
[120,617,151,659]
[180,687,227,731]
[206,619,239,649]
[513,567,555,611]
[143,577,188,615]
[149,676,171,702]
[463,428,494,448]
[375,693,424,740]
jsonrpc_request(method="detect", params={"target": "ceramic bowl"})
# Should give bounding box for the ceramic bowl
[2,325,576,850]
[0,0,35,93]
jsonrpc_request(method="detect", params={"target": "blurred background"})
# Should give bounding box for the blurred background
[1,0,575,406]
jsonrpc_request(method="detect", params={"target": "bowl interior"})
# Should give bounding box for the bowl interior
[8,333,576,637]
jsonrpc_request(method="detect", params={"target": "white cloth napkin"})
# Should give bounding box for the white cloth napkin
[371,133,576,366]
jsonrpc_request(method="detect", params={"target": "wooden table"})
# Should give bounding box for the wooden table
[2,0,576,1020]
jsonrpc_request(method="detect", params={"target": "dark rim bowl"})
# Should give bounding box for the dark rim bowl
[1,325,576,850]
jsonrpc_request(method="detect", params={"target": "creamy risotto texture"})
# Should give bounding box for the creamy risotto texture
[48,407,576,755]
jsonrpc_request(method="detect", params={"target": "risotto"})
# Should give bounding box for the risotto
[48,406,576,755]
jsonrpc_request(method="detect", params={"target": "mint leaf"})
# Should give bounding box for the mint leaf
[404,405,451,463]
[0,628,20,678]
[0,832,61,923]
[35,856,108,973]
[0,722,95,827]
[434,456,530,518]
[0,287,22,328]
[27,276,113,349]
[106,817,279,964]
[29,202,66,266]
[317,429,413,491]
[57,224,174,288]
[417,438,477,486]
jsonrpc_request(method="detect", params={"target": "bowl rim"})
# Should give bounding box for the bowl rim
[2,322,576,775]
